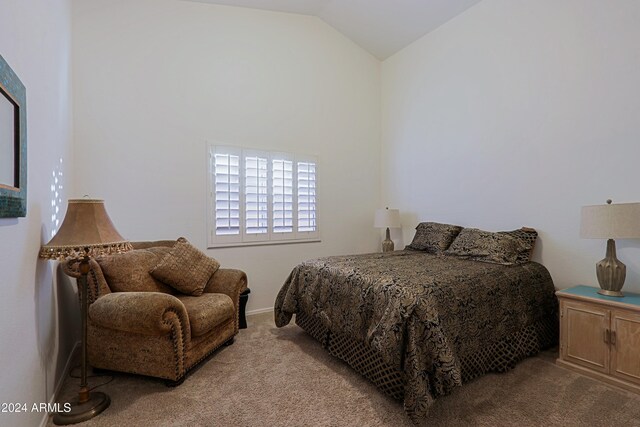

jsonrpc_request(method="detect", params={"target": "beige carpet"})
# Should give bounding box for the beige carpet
[50,312,640,427]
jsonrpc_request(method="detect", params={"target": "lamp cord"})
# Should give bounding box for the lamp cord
[69,364,114,391]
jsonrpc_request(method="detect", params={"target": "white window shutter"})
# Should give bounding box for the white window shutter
[272,156,294,237]
[211,147,241,244]
[209,144,318,247]
[244,152,269,241]
[297,160,317,234]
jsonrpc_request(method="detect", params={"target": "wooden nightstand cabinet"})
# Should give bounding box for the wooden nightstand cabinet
[557,286,640,394]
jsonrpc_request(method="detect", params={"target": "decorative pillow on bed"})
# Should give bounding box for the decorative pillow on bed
[149,237,220,296]
[406,222,463,253]
[444,228,527,265]
[497,227,538,264]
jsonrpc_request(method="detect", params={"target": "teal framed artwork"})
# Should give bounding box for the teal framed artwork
[0,53,26,217]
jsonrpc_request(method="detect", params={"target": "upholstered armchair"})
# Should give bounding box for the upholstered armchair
[63,239,247,385]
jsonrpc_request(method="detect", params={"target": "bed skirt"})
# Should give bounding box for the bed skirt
[295,309,558,403]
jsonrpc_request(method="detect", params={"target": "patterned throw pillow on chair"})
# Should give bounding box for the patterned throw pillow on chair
[150,237,220,296]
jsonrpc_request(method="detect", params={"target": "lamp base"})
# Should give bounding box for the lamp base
[53,392,110,425]
[596,239,626,298]
[597,289,624,298]
[382,240,394,252]
[382,227,394,252]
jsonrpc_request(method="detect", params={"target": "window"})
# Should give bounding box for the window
[208,145,318,247]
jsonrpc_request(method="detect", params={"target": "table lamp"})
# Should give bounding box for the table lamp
[374,207,401,252]
[39,199,132,424]
[580,199,640,297]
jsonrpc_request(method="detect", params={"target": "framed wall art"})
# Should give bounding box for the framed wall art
[0,53,26,217]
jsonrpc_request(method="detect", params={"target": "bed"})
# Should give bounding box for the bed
[274,224,558,423]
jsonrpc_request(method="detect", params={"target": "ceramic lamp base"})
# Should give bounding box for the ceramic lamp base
[382,227,394,252]
[596,239,626,298]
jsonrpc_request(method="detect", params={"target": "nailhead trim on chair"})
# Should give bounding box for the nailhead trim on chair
[163,308,188,380]
[89,268,101,304]
[230,276,246,333]
[233,287,243,332]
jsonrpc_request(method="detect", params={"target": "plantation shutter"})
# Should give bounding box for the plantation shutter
[244,152,269,238]
[212,149,241,242]
[297,160,317,233]
[209,144,318,247]
[272,156,294,236]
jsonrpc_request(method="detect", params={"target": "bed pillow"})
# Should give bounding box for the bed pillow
[150,237,220,296]
[444,228,527,265]
[498,227,538,264]
[406,222,463,253]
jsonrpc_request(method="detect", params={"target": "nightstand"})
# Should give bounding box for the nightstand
[556,285,640,394]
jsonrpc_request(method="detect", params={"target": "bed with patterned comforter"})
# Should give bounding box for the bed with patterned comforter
[274,250,557,423]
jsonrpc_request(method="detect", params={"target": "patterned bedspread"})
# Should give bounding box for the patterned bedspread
[274,250,557,421]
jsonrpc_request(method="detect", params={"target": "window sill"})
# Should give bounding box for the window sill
[208,239,321,249]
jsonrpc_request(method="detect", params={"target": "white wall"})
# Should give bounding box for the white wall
[0,1,76,426]
[382,0,640,293]
[72,0,381,311]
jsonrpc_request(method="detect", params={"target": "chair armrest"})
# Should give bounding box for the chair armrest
[89,292,191,342]
[63,258,111,304]
[203,268,247,330]
[204,268,247,297]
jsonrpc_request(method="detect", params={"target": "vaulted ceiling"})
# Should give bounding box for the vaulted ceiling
[186,0,482,59]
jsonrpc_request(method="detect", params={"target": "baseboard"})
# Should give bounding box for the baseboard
[247,307,273,316]
[39,340,80,427]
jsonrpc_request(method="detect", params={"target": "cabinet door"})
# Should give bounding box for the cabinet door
[561,300,610,373]
[611,309,640,385]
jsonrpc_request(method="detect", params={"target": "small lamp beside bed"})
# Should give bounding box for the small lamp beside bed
[374,207,401,252]
[580,199,640,297]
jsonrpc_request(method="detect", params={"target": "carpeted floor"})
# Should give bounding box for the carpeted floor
[49,312,640,427]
